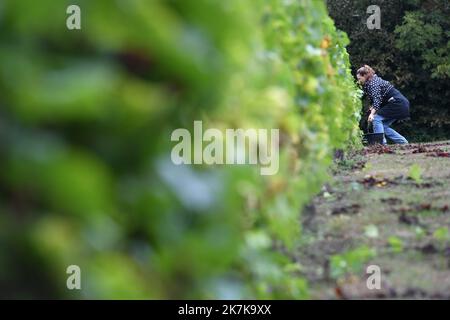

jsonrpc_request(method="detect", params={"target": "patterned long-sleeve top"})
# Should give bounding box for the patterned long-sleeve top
[363,74,394,111]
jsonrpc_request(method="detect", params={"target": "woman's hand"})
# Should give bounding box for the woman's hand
[368,108,376,122]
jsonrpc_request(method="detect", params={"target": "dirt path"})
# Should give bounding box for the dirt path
[297,141,450,299]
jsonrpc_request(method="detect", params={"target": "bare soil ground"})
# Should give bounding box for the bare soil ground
[297,141,450,299]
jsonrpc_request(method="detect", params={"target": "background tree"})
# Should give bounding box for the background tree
[327,0,450,141]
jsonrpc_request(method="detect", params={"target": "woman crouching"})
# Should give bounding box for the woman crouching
[357,65,410,145]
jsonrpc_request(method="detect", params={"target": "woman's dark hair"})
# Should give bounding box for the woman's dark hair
[356,65,375,79]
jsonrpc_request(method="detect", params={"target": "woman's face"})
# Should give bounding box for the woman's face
[357,73,367,85]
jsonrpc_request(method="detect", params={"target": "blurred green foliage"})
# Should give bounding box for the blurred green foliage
[408,164,423,184]
[330,245,376,280]
[387,236,404,254]
[0,0,361,298]
[433,227,450,245]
